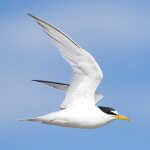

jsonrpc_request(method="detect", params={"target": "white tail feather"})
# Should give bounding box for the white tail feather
[18,117,42,122]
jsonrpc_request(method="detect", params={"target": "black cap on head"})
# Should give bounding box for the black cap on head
[98,106,118,115]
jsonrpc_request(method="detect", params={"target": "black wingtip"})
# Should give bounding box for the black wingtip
[27,13,38,20]
[27,13,33,17]
[31,80,70,86]
[31,80,52,83]
[31,80,42,82]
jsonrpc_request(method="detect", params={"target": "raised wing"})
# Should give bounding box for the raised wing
[28,14,103,109]
[32,80,104,103]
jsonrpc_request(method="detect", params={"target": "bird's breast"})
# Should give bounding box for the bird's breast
[50,106,109,128]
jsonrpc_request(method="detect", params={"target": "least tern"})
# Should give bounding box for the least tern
[20,14,129,128]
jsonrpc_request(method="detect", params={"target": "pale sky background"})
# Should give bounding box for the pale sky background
[0,0,150,149]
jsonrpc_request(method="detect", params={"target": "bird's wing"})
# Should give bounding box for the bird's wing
[28,14,103,109]
[94,91,104,103]
[32,80,69,92]
[32,80,103,103]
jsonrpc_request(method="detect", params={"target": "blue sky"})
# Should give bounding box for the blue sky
[0,0,150,149]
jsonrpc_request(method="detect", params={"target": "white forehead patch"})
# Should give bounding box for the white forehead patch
[111,110,118,115]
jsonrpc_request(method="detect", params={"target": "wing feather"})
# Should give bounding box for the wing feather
[28,14,103,108]
[32,80,103,103]
[32,80,69,91]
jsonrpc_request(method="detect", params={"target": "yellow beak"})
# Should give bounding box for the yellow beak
[115,114,130,121]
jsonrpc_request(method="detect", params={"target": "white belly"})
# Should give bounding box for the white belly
[41,106,114,128]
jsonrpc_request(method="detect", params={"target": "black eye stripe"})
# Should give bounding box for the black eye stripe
[98,106,117,115]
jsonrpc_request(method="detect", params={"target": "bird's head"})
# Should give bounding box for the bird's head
[98,106,130,121]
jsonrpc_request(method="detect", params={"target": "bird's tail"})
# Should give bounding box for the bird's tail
[18,117,42,122]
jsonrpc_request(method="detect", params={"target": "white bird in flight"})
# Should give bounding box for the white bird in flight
[20,14,129,128]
